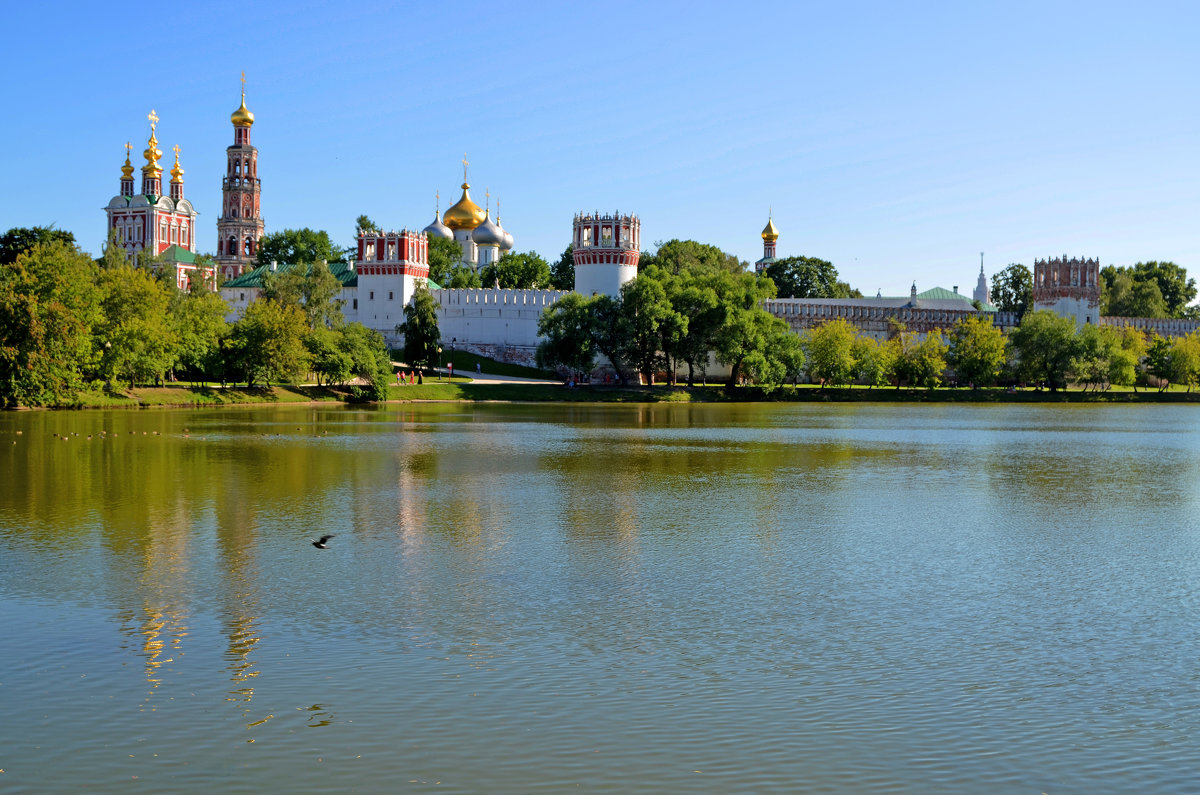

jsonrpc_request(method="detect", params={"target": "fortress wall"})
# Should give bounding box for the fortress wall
[1100,316,1200,338]
[761,300,1015,340]
[431,288,570,352]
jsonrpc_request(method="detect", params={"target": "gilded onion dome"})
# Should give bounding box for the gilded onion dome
[471,210,504,246]
[423,212,454,240]
[761,216,779,242]
[443,183,486,231]
[142,133,163,177]
[170,146,184,183]
[120,143,135,180]
[231,93,255,127]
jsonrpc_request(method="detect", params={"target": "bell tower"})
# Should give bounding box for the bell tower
[215,73,264,282]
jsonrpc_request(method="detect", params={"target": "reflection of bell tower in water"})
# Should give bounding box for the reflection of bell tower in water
[215,73,264,283]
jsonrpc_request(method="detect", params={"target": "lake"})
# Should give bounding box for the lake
[2,402,1199,792]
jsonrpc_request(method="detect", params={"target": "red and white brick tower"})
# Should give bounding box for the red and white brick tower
[1033,255,1101,327]
[355,227,430,334]
[572,211,640,297]
[104,110,197,267]
[215,74,264,282]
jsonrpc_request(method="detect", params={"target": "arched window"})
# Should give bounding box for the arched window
[229,236,238,256]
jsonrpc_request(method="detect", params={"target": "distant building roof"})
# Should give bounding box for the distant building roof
[222,260,358,289]
[159,244,198,265]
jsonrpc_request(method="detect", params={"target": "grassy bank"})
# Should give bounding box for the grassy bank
[40,380,1200,409]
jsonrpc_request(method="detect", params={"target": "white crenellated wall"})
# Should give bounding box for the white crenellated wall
[432,288,570,351]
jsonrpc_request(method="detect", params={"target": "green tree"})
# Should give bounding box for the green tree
[665,269,721,386]
[0,226,76,265]
[479,251,551,289]
[947,314,1007,387]
[854,336,893,389]
[536,293,597,376]
[744,323,805,387]
[302,260,345,329]
[588,294,630,384]
[804,318,860,387]
[169,287,229,383]
[1103,269,1168,318]
[1112,326,1146,389]
[764,255,860,299]
[340,322,393,399]
[96,265,178,388]
[427,236,464,286]
[1144,332,1173,391]
[619,270,683,385]
[355,215,380,234]
[641,239,745,276]
[1008,310,1078,391]
[1168,330,1200,392]
[905,329,949,389]
[0,240,101,407]
[550,244,575,291]
[305,326,352,386]
[990,263,1033,318]
[397,287,441,372]
[1069,324,1119,391]
[229,299,309,387]
[1102,262,1196,318]
[709,270,778,387]
[256,228,342,267]
[443,264,482,288]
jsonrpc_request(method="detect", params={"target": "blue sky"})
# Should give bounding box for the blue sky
[4,1,1198,296]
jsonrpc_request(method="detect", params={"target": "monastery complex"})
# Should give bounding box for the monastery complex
[105,83,1200,370]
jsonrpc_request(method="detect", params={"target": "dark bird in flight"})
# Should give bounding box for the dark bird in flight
[312,534,335,550]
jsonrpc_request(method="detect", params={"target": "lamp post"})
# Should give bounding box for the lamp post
[449,337,456,381]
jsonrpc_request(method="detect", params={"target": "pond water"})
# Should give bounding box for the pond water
[2,402,1199,792]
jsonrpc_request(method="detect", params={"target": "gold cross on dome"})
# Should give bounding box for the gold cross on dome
[173,144,180,157]
[462,154,469,182]
[485,188,490,209]
[435,191,440,212]
[148,109,159,129]
[125,142,132,156]
[241,71,246,87]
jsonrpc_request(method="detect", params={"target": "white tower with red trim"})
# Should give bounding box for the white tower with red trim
[572,211,640,297]
[215,74,264,282]
[354,227,430,336]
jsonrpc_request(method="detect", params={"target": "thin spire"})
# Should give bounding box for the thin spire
[435,191,440,215]
[462,154,469,184]
[241,70,246,101]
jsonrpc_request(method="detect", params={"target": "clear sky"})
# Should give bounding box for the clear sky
[4,1,1198,296]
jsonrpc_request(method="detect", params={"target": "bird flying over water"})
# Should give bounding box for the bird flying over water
[312,534,335,550]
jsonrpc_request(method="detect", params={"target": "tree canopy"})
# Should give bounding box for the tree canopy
[764,256,860,299]
[256,228,343,268]
[426,236,464,286]
[480,251,552,289]
[0,226,76,265]
[990,263,1032,318]
[640,239,746,276]
[550,244,574,291]
[1101,262,1196,318]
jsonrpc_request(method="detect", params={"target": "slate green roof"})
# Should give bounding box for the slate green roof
[159,244,197,265]
[873,286,998,313]
[222,260,358,289]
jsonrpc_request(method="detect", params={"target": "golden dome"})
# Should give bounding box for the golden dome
[142,134,163,178]
[120,142,135,180]
[761,216,779,242]
[443,183,486,231]
[170,145,184,184]
[231,93,255,127]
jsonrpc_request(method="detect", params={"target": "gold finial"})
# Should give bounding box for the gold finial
[496,197,501,223]
[485,188,490,212]
[462,154,469,184]
[241,71,246,94]
[148,109,159,130]
[435,191,440,214]
[170,144,184,183]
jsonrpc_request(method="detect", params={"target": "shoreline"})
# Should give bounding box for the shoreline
[11,382,1200,410]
